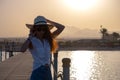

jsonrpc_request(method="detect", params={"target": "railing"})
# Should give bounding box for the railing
[53,51,71,80]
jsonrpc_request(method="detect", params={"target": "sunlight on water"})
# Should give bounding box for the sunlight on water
[70,51,95,80]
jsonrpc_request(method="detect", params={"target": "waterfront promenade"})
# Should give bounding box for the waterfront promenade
[0,52,32,80]
[0,39,120,80]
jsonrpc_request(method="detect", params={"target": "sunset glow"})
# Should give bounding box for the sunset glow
[0,0,120,37]
[63,0,100,11]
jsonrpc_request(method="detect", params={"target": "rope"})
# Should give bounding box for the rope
[51,61,63,80]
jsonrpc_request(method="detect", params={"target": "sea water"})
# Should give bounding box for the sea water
[57,51,120,80]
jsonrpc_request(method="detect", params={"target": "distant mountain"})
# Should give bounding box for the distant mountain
[0,26,119,41]
[60,26,101,40]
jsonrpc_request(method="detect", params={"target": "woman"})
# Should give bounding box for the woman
[21,16,65,80]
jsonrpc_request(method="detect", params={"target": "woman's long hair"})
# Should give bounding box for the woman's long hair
[31,25,58,53]
[43,26,58,53]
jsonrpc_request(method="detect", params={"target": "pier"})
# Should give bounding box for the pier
[0,52,32,80]
[0,52,72,80]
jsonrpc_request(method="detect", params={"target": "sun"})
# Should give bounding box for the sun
[63,0,99,11]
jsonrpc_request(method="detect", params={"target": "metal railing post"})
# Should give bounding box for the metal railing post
[62,58,71,80]
[54,51,58,80]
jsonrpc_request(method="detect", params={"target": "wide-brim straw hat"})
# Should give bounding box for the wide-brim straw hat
[26,16,53,29]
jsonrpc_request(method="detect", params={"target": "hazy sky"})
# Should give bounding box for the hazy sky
[0,0,120,38]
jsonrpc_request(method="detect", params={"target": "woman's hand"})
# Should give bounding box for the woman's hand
[46,18,65,38]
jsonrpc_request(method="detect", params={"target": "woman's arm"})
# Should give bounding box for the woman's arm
[21,29,35,52]
[47,19,65,38]
[21,38,30,53]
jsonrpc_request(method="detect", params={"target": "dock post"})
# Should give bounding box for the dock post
[9,42,14,58]
[4,41,6,59]
[9,51,14,57]
[62,58,71,80]
[0,48,2,62]
[53,50,58,80]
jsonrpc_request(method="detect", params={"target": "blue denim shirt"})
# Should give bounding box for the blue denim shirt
[29,37,51,70]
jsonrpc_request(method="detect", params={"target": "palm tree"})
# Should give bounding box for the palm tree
[112,32,119,41]
[100,25,108,39]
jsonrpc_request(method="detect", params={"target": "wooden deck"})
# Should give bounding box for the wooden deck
[0,52,33,80]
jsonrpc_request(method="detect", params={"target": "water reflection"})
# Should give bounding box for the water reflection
[71,51,95,80]
[58,51,120,80]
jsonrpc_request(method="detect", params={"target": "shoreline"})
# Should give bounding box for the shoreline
[59,46,120,51]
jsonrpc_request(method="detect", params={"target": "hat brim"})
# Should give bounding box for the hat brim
[26,24,54,30]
